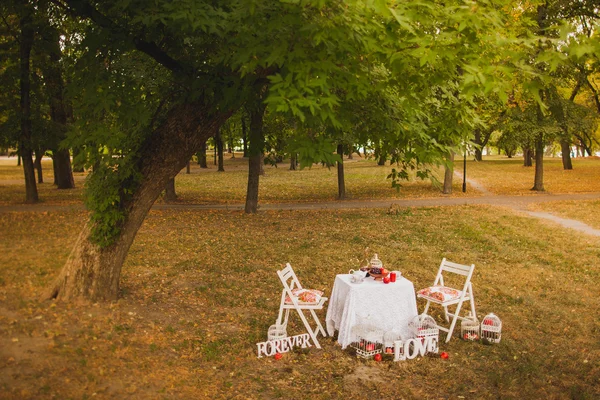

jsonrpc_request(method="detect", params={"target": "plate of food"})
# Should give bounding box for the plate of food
[369,267,390,281]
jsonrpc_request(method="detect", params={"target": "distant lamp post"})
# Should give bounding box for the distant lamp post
[462,147,467,193]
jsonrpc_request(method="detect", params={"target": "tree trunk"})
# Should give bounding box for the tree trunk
[560,140,573,170]
[164,177,177,201]
[17,154,21,166]
[245,97,267,214]
[228,138,235,157]
[523,146,533,167]
[337,144,346,200]
[53,155,59,185]
[474,129,483,161]
[259,154,265,176]
[186,161,191,174]
[19,6,38,203]
[242,114,248,158]
[216,129,225,172]
[197,140,208,168]
[532,133,545,191]
[43,21,75,189]
[34,149,43,184]
[443,152,454,194]
[289,153,297,170]
[53,149,75,188]
[44,102,230,302]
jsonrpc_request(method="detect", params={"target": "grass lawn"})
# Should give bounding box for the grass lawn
[2,155,600,207]
[528,199,600,230]
[464,156,600,195]
[0,158,85,205]
[171,157,476,205]
[0,156,472,206]
[1,205,599,399]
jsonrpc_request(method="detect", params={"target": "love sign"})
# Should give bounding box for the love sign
[256,333,311,358]
[393,336,439,361]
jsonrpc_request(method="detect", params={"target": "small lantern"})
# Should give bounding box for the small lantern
[369,254,383,270]
[461,313,480,341]
[409,314,439,343]
[481,313,502,344]
[351,324,383,359]
[268,324,287,341]
[383,331,402,355]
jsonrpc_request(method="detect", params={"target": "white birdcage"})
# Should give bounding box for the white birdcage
[351,324,383,359]
[460,313,480,341]
[267,324,287,341]
[409,314,439,342]
[369,254,383,270]
[481,313,502,344]
[383,331,402,355]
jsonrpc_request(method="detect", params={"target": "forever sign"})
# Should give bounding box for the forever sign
[256,333,311,358]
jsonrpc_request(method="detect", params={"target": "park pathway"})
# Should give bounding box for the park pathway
[1,192,600,236]
[1,173,599,236]
[455,171,600,237]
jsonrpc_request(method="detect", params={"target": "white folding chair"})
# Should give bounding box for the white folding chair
[276,263,328,349]
[416,258,477,343]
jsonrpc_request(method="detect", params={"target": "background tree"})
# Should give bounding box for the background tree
[18,0,38,203]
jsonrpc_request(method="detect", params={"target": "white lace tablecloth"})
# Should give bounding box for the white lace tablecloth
[325,274,418,349]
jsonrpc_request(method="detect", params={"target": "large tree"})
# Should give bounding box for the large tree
[43,0,529,302]
[43,0,398,300]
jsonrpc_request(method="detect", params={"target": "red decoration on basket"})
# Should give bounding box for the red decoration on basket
[440,352,449,359]
[274,353,283,360]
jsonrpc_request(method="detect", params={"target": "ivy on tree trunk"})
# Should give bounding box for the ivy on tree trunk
[44,103,230,302]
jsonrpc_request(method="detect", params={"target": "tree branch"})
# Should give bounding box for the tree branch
[0,12,20,44]
[52,0,188,75]
[584,76,600,114]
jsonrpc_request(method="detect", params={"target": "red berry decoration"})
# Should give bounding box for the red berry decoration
[374,353,382,362]
[440,352,449,360]
[383,276,390,284]
[274,353,283,360]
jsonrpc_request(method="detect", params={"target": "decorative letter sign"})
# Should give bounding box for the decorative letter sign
[256,333,311,358]
[393,337,439,361]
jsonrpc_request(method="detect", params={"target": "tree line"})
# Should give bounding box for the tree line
[0,0,599,302]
